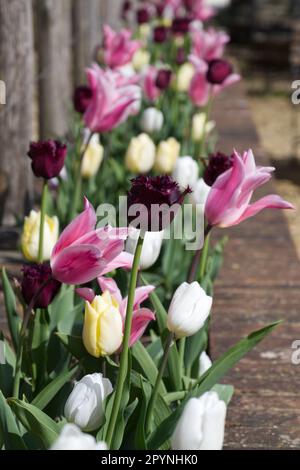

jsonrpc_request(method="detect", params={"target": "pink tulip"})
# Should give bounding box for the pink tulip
[184,0,215,21]
[103,25,140,69]
[191,28,230,62]
[51,198,132,284]
[205,149,294,228]
[84,64,141,133]
[77,277,155,347]
[142,66,161,102]
[188,56,241,107]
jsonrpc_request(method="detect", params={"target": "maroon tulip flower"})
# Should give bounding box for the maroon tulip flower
[155,69,172,90]
[204,152,234,186]
[27,140,67,180]
[153,26,169,43]
[21,263,61,309]
[156,4,165,17]
[206,59,233,85]
[73,85,93,114]
[127,175,191,231]
[176,47,186,65]
[137,7,150,24]
[172,17,191,35]
[121,0,132,21]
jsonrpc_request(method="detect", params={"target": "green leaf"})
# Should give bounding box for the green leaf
[131,341,166,395]
[184,324,208,372]
[0,334,16,397]
[56,333,99,371]
[8,398,60,449]
[211,384,234,406]
[140,275,167,335]
[30,309,50,390]
[0,391,26,450]
[48,285,76,334]
[135,377,152,450]
[31,366,78,410]
[1,268,21,351]
[148,321,280,449]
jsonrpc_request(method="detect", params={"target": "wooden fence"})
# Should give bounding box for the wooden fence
[0,0,122,226]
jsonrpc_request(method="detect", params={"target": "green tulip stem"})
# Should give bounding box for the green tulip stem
[187,225,212,283]
[105,235,144,449]
[197,97,212,159]
[37,181,48,263]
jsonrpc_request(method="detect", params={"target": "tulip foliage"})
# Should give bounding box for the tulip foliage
[0,0,293,451]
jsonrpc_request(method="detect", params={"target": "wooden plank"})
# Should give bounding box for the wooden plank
[210,83,300,449]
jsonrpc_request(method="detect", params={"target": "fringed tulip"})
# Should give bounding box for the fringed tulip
[167,282,212,338]
[50,424,107,450]
[205,149,294,228]
[51,198,132,284]
[171,392,226,450]
[83,292,123,357]
[64,373,113,432]
[103,25,140,69]
[84,64,140,133]
[21,210,59,262]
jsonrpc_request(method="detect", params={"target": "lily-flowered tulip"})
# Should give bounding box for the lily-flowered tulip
[78,277,155,347]
[81,134,104,179]
[27,140,67,180]
[140,107,164,134]
[154,137,180,173]
[199,351,212,376]
[21,263,61,309]
[64,373,113,432]
[125,228,164,270]
[205,149,294,228]
[84,64,140,133]
[192,112,215,142]
[184,0,215,21]
[167,282,212,338]
[171,391,226,450]
[83,291,123,357]
[103,25,140,69]
[191,27,229,62]
[188,56,240,107]
[21,210,59,262]
[125,133,156,174]
[142,66,162,102]
[50,424,107,450]
[50,198,132,284]
[172,156,199,191]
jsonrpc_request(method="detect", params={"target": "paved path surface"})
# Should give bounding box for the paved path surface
[211,83,300,449]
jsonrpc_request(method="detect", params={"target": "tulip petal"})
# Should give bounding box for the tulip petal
[98,251,133,276]
[129,308,155,347]
[234,195,295,225]
[97,276,122,306]
[133,285,155,310]
[75,288,96,303]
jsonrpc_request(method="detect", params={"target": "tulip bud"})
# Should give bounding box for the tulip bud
[171,392,226,450]
[199,351,212,376]
[21,263,61,309]
[167,282,212,338]
[136,7,150,24]
[155,69,172,91]
[21,210,59,262]
[126,228,164,270]
[125,133,156,174]
[81,134,104,179]
[154,138,180,174]
[176,63,195,92]
[132,49,151,71]
[176,47,186,65]
[172,17,191,35]
[73,85,93,114]
[50,424,107,450]
[140,108,164,134]
[172,156,199,191]
[27,140,67,180]
[153,25,168,43]
[192,113,215,142]
[83,292,123,357]
[64,373,113,432]
[206,59,233,85]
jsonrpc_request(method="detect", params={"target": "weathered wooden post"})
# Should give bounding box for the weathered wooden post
[0,0,34,226]
[35,0,73,139]
[100,0,123,30]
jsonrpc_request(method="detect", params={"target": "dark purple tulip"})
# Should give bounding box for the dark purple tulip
[156,4,165,17]
[21,263,61,309]
[137,7,150,24]
[176,47,186,65]
[153,26,168,43]
[204,152,234,186]
[171,17,191,35]
[73,85,93,114]
[155,69,172,90]
[121,0,132,21]
[27,140,67,180]
[206,59,233,85]
[127,175,191,231]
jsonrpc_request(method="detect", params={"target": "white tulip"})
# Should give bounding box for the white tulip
[167,282,212,338]
[64,373,113,432]
[199,351,212,376]
[140,107,164,134]
[190,178,211,206]
[50,424,107,450]
[171,391,226,450]
[172,156,199,191]
[126,229,164,270]
[192,113,215,142]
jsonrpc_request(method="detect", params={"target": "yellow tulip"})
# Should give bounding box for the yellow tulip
[132,49,150,71]
[176,63,195,92]
[154,138,180,174]
[21,210,59,262]
[81,134,104,178]
[83,292,123,358]
[192,113,216,142]
[125,133,156,174]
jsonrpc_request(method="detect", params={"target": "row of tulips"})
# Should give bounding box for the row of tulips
[0,0,293,451]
